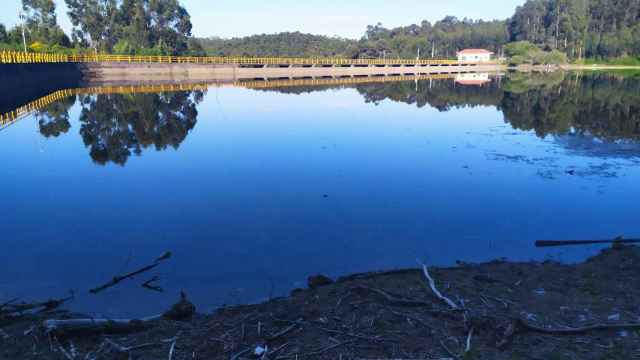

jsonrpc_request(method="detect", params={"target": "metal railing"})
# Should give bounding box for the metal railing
[0,50,487,66]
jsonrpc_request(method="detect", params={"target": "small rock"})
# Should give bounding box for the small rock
[163,291,196,321]
[290,288,305,296]
[566,170,575,175]
[307,274,334,289]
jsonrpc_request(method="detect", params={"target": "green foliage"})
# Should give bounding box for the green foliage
[509,0,640,59]
[65,0,193,55]
[0,24,7,43]
[505,41,539,57]
[21,0,71,46]
[357,17,508,59]
[504,41,568,64]
[198,32,358,57]
[577,56,640,66]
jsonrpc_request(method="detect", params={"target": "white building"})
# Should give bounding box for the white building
[455,73,491,86]
[456,49,494,62]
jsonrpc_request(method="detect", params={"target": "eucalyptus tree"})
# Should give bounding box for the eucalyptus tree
[65,0,193,54]
[21,0,70,46]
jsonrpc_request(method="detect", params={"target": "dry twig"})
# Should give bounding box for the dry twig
[90,251,171,294]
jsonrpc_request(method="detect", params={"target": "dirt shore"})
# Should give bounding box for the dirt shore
[2,245,639,360]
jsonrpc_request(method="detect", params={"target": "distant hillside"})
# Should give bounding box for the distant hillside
[197,0,640,61]
[197,32,358,57]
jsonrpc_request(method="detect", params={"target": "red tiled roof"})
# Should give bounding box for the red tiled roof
[457,49,494,55]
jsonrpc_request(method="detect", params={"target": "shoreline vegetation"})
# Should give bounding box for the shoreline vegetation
[2,1,640,67]
[1,245,639,359]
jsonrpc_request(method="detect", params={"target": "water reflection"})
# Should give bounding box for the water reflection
[10,71,640,165]
[77,91,204,165]
[37,95,76,138]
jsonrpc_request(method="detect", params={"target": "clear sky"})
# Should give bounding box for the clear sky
[0,0,525,39]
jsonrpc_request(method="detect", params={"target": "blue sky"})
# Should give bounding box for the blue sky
[1,0,524,39]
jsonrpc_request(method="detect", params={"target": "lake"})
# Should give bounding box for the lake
[1,71,640,316]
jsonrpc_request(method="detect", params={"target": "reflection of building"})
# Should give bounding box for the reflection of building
[455,73,491,86]
[457,49,494,62]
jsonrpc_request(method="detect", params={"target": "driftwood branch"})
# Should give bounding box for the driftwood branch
[465,327,474,353]
[142,276,164,292]
[44,292,194,335]
[354,286,431,307]
[90,251,171,294]
[44,314,163,335]
[1,293,74,315]
[519,318,640,334]
[420,263,460,310]
[536,235,638,247]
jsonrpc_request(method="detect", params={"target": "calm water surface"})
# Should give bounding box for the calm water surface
[1,72,640,316]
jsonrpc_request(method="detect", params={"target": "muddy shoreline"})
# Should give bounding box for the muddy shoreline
[1,245,639,359]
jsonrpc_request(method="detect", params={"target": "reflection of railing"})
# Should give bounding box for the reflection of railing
[0,83,211,130]
[0,50,488,66]
[239,74,455,89]
[0,73,458,130]
[0,89,76,129]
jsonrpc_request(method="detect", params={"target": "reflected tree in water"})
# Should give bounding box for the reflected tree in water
[501,72,640,141]
[37,95,77,138]
[356,78,504,111]
[78,90,204,165]
[321,72,640,143]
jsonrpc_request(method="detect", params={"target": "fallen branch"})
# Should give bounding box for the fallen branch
[168,338,177,360]
[354,286,431,307]
[267,321,301,341]
[44,293,191,335]
[1,293,74,315]
[103,338,163,353]
[142,276,164,293]
[519,319,640,334]
[439,339,460,360]
[90,251,171,294]
[44,314,163,335]
[420,263,460,310]
[277,340,355,359]
[465,327,474,353]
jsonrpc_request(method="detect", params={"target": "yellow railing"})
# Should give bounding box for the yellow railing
[0,50,479,66]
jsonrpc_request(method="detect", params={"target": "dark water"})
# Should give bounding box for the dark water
[2,72,640,316]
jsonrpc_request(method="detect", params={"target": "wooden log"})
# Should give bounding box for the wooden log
[43,315,162,334]
[43,292,194,335]
[535,239,640,248]
[89,251,171,294]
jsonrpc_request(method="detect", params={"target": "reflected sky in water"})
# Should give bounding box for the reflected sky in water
[1,73,640,316]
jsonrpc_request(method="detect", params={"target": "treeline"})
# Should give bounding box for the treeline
[509,0,640,59]
[1,0,202,55]
[2,0,640,60]
[355,17,509,59]
[196,18,508,59]
[200,0,640,61]
[199,32,358,57]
